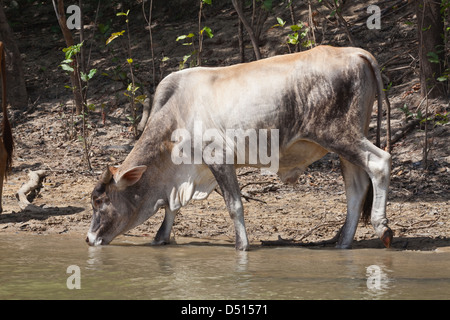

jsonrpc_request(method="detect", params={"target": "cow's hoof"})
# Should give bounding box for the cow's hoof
[152,239,170,246]
[335,244,352,249]
[381,228,393,248]
[235,243,250,251]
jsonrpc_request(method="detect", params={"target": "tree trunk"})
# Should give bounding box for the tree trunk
[237,0,245,63]
[232,0,261,60]
[416,0,447,98]
[0,1,28,111]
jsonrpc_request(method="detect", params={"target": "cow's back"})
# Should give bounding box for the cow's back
[154,47,375,140]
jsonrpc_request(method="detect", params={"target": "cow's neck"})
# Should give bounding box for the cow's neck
[127,110,175,164]
[121,109,217,212]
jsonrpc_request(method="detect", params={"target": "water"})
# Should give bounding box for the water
[1,234,450,300]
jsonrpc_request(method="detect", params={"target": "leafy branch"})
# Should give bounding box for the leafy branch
[59,41,97,172]
[106,9,146,139]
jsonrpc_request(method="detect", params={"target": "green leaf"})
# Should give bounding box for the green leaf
[176,33,195,41]
[81,72,88,82]
[427,52,440,64]
[81,69,97,82]
[201,26,214,38]
[262,0,272,11]
[88,69,97,79]
[179,54,192,70]
[106,30,125,45]
[202,0,212,4]
[272,17,286,28]
[287,33,299,45]
[277,17,286,26]
[290,23,303,32]
[300,27,309,38]
[383,82,393,92]
[118,71,127,81]
[60,64,74,72]
[437,76,448,82]
[302,39,315,48]
[416,110,423,120]
[117,10,129,16]
[98,23,110,34]
[135,95,147,105]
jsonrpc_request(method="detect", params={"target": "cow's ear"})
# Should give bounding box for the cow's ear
[113,165,147,189]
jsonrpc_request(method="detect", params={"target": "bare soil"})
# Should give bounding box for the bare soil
[0,0,448,251]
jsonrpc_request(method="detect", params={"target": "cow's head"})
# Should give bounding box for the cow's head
[86,165,149,246]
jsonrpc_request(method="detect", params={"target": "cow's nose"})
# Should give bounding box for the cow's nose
[86,232,97,246]
[86,232,105,246]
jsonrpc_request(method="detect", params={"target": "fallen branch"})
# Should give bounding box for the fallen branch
[239,181,272,190]
[395,217,440,232]
[16,170,47,211]
[241,191,267,204]
[214,187,267,204]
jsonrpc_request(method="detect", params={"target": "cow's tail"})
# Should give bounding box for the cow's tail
[0,43,14,178]
[357,50,391,225]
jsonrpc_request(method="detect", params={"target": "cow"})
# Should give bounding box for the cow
[86,45,393,250]
[0,42,14,213]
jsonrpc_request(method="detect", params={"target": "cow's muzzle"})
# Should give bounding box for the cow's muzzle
[85,232,105,246]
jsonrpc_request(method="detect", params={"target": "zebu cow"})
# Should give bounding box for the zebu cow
[86,45,393,249]
[0,42,14,213]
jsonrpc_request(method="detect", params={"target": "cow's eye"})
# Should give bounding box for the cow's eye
[92,195,107,209]
[92,194,111,210]
[94,197,102,207]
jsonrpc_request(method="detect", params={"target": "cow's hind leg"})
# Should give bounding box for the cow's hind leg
[360,139,393,248]
[323,137,392,248]
[337,158,371,249]
[153,207,177,245]
[346,138,392,247]
[208,164,249,251]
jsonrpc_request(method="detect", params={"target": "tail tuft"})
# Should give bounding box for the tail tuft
[361,183,373,225]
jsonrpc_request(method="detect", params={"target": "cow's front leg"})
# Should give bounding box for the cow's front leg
[153,207,177,245]
[208,164,249,251]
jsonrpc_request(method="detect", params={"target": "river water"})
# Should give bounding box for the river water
[0,234,449,300]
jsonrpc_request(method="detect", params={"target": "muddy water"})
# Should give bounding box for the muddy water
[0,234,449,300]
